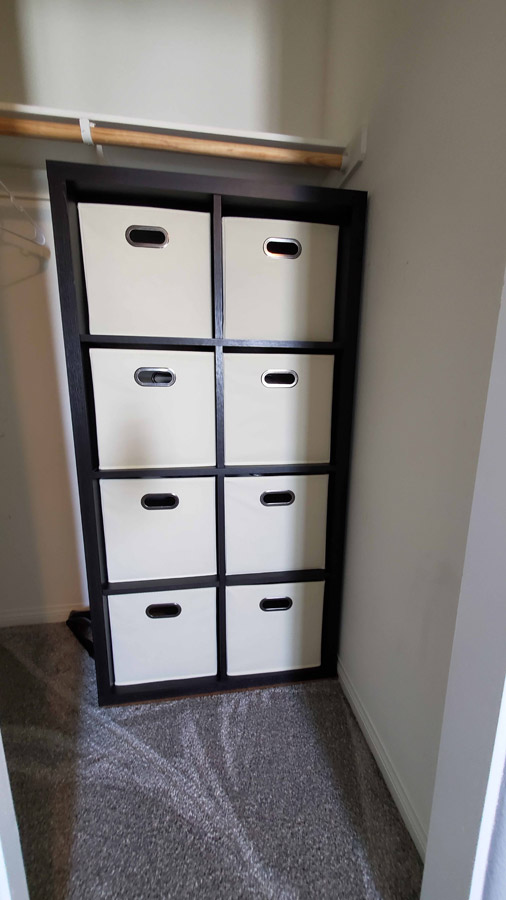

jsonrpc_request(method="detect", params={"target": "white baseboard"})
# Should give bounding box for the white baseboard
[0,605,78,627]
[338,657,427,859]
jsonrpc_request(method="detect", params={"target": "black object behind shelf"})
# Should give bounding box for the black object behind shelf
[66,609,94,658]
[48,160,367,706]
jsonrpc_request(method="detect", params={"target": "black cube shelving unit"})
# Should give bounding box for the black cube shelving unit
[47,160,367,706]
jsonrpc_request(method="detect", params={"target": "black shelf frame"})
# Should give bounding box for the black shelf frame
[93,464,337,479]
[80,334,343,353]
[47,160,367,706]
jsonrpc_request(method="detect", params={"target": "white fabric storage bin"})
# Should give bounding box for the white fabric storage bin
[78,203,212,337]
[224,353,334,464]
[90,348,216,469]
[108,588,217,685]
[226,581,324,675]
[224,475,328,574]
[223,217,338,341]
[100,477,216,582]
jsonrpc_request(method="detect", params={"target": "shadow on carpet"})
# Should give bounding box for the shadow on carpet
[0,624,422,900]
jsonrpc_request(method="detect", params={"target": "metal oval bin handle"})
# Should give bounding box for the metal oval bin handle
[134,367,176,387]
[141,494,179,510]
[263,237,301,259]
[146,603,182,619]
[261,369,298,388]
[260,490,295,507]
[259,597,293,612]
[125,225,169,248]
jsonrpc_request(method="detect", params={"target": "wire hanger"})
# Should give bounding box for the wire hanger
[0,178,47,248]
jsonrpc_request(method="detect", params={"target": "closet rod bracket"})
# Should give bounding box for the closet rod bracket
[79,117,105,161]
[326,125,367,189]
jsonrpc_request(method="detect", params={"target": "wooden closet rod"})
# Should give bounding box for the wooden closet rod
[0,116,344,169]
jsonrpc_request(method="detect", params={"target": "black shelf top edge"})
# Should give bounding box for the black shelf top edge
[80,334,218,349]
[104,575,219,595]
[223,340,342,354]
[93,464,336,479]
[222,464,336,476]
[104,570,328,595]
[94,466,219,479]
[225,570,327,586]
[80,334,343,353]
[47,159,368,213]
[102,667,332,706]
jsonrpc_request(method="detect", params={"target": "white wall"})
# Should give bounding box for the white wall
[0,730,29,900]
[420,275,506,899]
[484,776,506,900]
[0,196,87,624]
[0,0,330,139]
[323,0,409,144]
[331,0,506,852]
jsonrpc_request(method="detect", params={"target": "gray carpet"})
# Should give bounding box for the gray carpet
[0,624,422,900]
